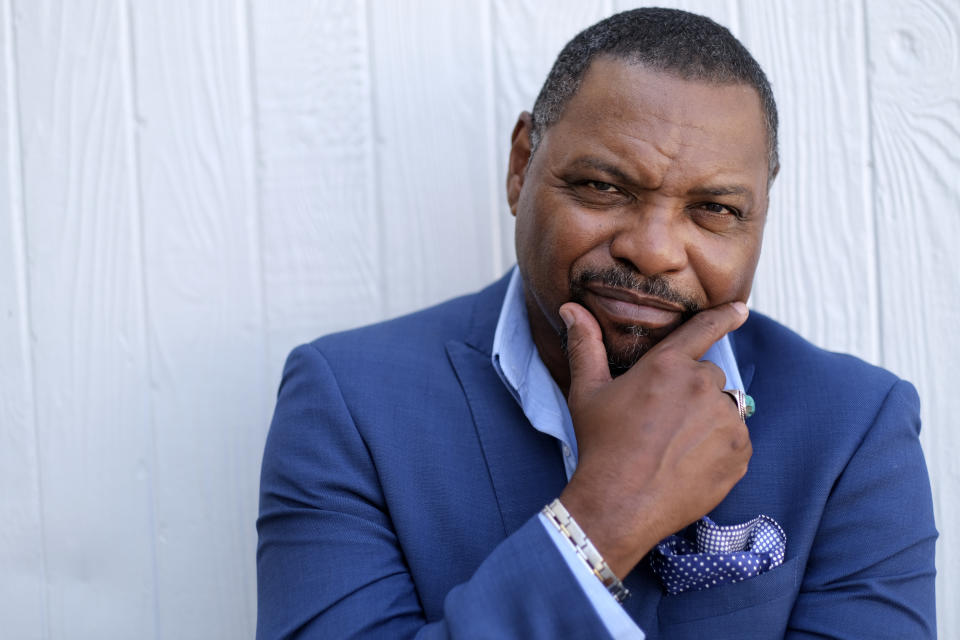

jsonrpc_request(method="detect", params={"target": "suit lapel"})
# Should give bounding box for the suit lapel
[445,274,567,537]
[447,342,567,535]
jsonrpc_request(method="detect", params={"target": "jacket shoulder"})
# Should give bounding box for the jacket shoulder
[306,274,509,370]
[735,311,901,389]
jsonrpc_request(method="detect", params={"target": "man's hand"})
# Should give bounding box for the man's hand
[557,301,752,579]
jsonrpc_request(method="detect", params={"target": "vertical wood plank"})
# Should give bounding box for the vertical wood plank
[0,0,46,636]
[0,3,950,638]
[738,0,880,361]
[251,0,380,383]
[12,0,157,636]
[491,0,613,269]
[866,1,960,634]
[369,0,501,318]
[128,1,266,636]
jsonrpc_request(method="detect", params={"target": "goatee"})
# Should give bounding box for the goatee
[560,265,701,377]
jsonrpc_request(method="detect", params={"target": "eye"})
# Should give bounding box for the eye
[698,202,742,218]
[586,180,618,192]
[566,177,630,207]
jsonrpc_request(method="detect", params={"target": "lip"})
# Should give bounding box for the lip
[583,284,685,328]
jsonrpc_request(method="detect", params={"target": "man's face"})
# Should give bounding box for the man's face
[507,57,770,379]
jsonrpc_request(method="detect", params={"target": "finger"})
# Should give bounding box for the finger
[559,302,612,399]
[721,390,742,415]
[697,360,728,390]
[654,301,748,361]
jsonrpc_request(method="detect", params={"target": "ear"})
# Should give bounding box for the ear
[506,111,534,217]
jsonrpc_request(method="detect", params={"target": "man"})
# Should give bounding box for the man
[257,8,936,639]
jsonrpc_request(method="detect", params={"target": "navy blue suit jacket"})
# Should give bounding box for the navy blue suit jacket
[257,274,937,638]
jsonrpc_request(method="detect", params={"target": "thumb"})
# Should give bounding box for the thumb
[559,302,612,400]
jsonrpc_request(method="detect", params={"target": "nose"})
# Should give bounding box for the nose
[608,205,687,276]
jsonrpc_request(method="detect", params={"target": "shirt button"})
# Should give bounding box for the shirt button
[562,444,572,457]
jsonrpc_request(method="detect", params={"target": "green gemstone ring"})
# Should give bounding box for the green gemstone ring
[723,389,756,422]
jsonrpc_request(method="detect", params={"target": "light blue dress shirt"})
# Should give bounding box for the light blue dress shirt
[491,268,745,640]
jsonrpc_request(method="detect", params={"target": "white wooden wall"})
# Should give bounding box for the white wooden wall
[1,1,957,638]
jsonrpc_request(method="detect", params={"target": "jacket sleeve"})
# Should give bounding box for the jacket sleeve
[256,344,614,639]
[786,379,938,638]
[539,513,646,639]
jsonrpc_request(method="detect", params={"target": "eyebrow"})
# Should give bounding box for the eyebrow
[569,157,635,185]
[570,157,753,200]
[687,185,750,197]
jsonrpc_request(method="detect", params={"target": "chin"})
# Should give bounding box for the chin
[602,324,665,377]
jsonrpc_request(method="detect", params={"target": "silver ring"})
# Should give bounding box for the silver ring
[723,389,755,422]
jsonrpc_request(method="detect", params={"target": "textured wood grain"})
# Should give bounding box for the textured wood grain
[251,0,380,384]
[11,1,158,636]
[739,0,880,361]
[0,0,46,636]
[1,2,957,638]
[370,0,503,318]
[128,1,265,636]
[866,0,960,633]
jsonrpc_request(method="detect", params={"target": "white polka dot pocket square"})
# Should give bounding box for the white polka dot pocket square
[650,515,786,595]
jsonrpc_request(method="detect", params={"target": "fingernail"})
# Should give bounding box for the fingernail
[731,301,748,316]
[558,307,574,329]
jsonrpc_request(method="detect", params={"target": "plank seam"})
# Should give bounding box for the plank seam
[117,2,161,637]
[4,0,49,636]
[239,0,268,628]
[729,0,742,36]
[482,0,503,273]
[860,0,884,364]
[242,0,269,354]
[363,0,388,318]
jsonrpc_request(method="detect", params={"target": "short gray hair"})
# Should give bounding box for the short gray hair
[531,8,779,176]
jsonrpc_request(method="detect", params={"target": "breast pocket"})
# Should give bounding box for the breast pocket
[657,556,801,627]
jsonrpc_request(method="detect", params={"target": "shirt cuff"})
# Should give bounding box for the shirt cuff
[538,513,645,639]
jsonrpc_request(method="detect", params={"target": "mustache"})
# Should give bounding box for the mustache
[570,266,702,317]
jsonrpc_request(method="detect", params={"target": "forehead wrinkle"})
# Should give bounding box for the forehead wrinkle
[606,139,753,200]
[622,119,753,191]
[608,127,685,192]
[557,62,766,194]
[602,112,681,175]
[614,93,735,159]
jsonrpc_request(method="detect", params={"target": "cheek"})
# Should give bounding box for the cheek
[693,235,763,304]
[519,193,588,269]
[517,183,633,295]
[542,222,612,291]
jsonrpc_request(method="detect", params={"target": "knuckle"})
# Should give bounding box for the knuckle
[568,332,587,353]
[567,332,594,359]
[701,362,726,387]
[690,369,712,392]
[645,353,672,377]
